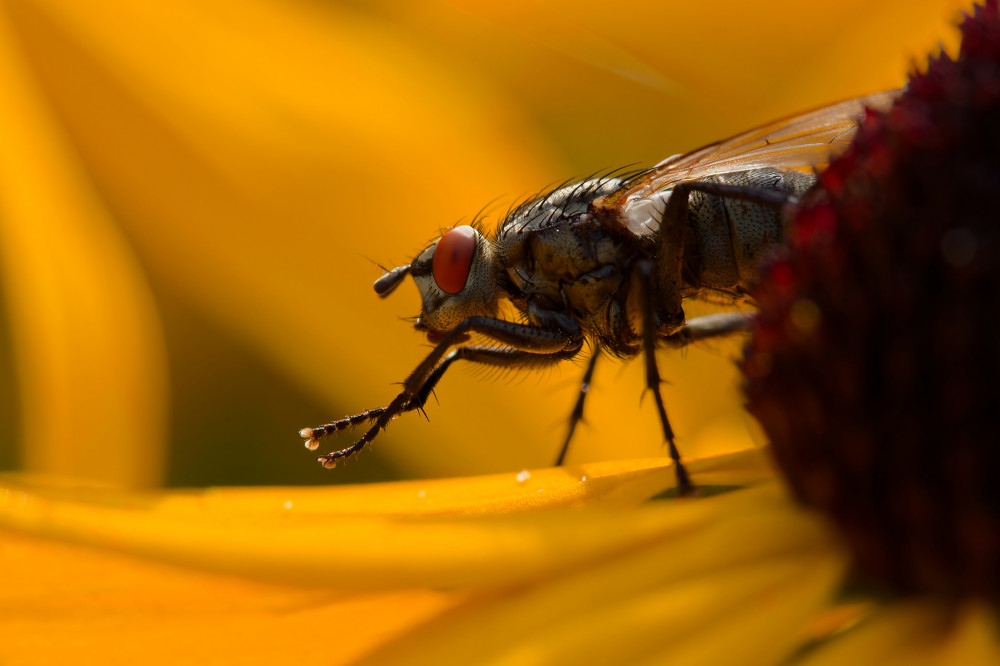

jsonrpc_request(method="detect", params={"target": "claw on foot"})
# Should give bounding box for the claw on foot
[300,428,321,451]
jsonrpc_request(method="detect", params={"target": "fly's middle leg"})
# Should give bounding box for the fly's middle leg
[551,312,753,471]
[553,350,600,466]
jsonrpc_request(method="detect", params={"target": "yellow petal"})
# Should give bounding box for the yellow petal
[3,0,567,478]
[347,483,846,665]
[799,598,1000,666]
[0,529,460,666]
[422,0,968,157]
[933,603,1000,665]
[150,448,776,518]
[0,2,168,487]
[0,451,774,589]
[1,470,830,664]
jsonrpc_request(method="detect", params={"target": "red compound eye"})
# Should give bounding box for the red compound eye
[432,226,476,294]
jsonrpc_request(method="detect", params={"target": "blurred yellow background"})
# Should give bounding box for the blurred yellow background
[0,0,970,488]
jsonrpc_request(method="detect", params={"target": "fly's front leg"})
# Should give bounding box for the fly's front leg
[404,344,581,425]
[403,317,579,397]
[300,408,389,450]
[303,345,579,450]
[306,317,582,468]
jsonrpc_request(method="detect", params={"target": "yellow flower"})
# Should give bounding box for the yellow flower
[1,0,995,665]
[2,449,997,664]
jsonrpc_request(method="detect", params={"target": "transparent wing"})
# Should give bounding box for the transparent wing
[599,90,899,210]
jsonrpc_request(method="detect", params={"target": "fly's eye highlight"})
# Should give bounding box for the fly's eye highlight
[432,226,476,294]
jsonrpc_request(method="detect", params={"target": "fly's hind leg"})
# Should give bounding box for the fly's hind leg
[629,179,780,492]
[652,178,795,334]
[662,311,755,349]
[635,258,690,494]
[635,258,756,496]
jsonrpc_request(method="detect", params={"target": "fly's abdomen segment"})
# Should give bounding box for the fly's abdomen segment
[682,168,814,297]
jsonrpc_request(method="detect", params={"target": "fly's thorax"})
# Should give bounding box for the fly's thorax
[496,202,642,351]
[499,177,624,237]
[496,176,630,295]
[410,226,499,334]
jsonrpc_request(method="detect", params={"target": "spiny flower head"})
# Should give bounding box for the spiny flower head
[745,0,1000,600]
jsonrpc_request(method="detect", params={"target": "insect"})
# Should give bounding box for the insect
[299,91,898,495]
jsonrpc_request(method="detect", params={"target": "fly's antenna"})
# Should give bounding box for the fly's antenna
[374,264,411,297]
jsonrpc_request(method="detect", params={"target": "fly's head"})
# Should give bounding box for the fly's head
[373,225,499,342]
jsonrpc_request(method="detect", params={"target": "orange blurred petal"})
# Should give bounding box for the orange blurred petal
[797,599,1000,666]
[0,458,799,664]
[0,2,168,486]
[147,448,775,519]
[3,0,575,475]
[348,483,845,665]
[934,604,1000,666]
[0,451,774,590]
[0,529,459,666]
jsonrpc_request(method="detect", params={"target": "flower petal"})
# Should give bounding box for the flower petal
[0,461,788,592]
[3,0,567,477]
[799,598,1000,666]
[1,474,833,664]
[0,3,168,486]
[933,603,1000,666]
[347,483,845,665]
[149,448,775,518]
[0,529,460,666]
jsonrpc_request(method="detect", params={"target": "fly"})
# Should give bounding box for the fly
[299,91,898,495]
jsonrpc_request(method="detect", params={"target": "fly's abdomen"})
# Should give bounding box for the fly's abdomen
[682,168,814,297]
